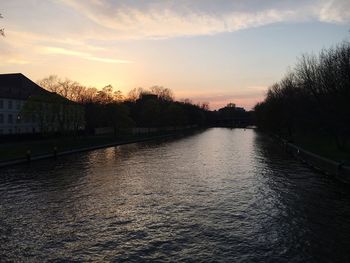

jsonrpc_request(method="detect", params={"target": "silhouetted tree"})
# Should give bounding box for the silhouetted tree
[200,102,210,111]
[140,96,161,127]
[38,76,87,102]
[127,87,144,102]
[20,94,84,135]
[254,41,350,150]
[105,103,134,136]
[37,76,212,134]
[0,13,4,37]
[165,103,187,127]
[150,86,174,102]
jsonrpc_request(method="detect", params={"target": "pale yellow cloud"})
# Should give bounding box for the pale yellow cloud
[41,46,132,64]
[5,58,30,65]
[0,50,30,65]
[0,29,132,67]
[43,46,90,57]
[86,56,132,64]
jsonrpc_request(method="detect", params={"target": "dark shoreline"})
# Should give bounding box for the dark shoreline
[271,134,350,183]
[0,129,199,168]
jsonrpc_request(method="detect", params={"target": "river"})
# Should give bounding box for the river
[1,128,350,262]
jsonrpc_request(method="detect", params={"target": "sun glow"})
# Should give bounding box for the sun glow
[1,0,349,109]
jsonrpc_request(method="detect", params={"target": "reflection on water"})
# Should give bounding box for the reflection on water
[1,128,350,262]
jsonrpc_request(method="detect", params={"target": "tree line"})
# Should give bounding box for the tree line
[36,76,212,135]
[254,41,350,151]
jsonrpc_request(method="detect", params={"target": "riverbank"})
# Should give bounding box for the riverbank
[0,128,200,168]
[272,134,350,183]
[292,134,350,164]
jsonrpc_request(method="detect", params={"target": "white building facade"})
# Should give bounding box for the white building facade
[0,73,84,136]
[0,98,39,135]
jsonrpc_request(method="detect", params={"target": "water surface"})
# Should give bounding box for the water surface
[1,128,350,262]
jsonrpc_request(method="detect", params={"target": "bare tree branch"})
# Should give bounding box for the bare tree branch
[0,13,4,37]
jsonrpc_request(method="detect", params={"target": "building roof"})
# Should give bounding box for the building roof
[0,73,53,100]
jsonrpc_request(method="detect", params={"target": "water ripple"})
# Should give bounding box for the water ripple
[1,128,350,262]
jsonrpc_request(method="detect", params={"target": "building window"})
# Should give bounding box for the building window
[0,100,3,109]
[0,114,3,124]
[16,101,21,109]
[8,114,13,124]
[8,100,13,109]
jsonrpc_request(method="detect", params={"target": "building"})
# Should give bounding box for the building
[0,73,84,135]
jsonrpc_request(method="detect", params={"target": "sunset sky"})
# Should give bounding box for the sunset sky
[1,0,349,109]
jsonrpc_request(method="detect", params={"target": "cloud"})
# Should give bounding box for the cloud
[60,0,350,39]
[318,0,350,23]
[43,46,90,57]
[86,56,132,64]
[0,29,132,66]
[0,50,29,65]
[2,0,348,68]
[0,32,32,65]
[41,46,132,64]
